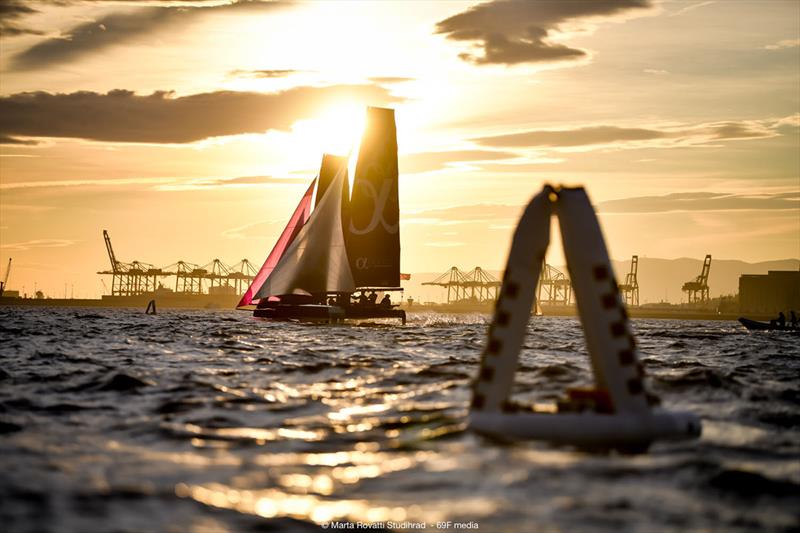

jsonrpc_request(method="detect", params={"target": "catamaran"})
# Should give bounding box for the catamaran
[237,107,406,324]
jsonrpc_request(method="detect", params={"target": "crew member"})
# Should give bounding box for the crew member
[380,294,391,308]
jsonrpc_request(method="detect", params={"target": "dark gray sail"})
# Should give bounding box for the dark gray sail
[346,107,400,288]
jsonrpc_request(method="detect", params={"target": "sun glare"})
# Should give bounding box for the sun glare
[287,105,366,180]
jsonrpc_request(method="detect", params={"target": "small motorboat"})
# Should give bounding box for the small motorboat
[738,317,799,332]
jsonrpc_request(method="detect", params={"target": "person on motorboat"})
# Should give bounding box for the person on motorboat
[368,291,378,305]
[775,311,786,327]
[790,310,798,327]
[380,294,392,308]
[358,291,368,305]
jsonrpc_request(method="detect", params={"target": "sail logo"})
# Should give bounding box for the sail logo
[349,177,399,236]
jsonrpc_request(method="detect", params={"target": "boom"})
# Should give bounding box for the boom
[0,258,10,297]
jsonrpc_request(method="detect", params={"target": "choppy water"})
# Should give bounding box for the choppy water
[0,307,798,533]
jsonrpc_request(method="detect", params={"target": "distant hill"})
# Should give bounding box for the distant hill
[401,258,800,305]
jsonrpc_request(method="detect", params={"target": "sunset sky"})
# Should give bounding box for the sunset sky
[1,0,798,299]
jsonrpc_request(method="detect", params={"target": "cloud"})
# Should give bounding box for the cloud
[596,192,800,214]
[368,77,415,84]
[0,85,400,144]
[0,135,41,145]
[0,0,43,37]
[764,38,800,50]
[475,126,665,147]
[155,175,310,191]
[222,219,284,239]
[404,192,799,226]
[472,116,792,150]
[1,239,77,251]
[11,0,287,70]
[405,204,522,225]
[229,69,306,79]
[435,0,652,66]
[400,150,517,173]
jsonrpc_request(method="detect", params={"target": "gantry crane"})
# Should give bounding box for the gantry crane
[97,230,169,295]
[537,262,572,306]
[423,267,469,303]
[423,266,501,303]
[618,255,640,306]
[682,254,711,303]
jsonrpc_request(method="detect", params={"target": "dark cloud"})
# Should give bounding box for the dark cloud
[11,0,287,70]
[436,0,652,65]
[0,135,41,145]
[706,122,773,140]
[400,150,517,173]
[0,85,400,144]
[597,192,800,214]
[0,0,43,36]
[229,69,305,79]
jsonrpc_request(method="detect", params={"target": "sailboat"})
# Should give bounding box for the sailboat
[237,107,406,324]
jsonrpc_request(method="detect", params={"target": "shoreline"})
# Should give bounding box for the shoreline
[1,296,771,322]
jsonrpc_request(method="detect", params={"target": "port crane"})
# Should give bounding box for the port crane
[98,230,169,296]
[618,255,640,306]
[682,254,711,303]
[537,262,572,306]
[0,258,10,297]
[423,266,501,303]
[423,267,469,303]
[97,230,256,296]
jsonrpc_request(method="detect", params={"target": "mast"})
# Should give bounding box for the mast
[346,107,400,289]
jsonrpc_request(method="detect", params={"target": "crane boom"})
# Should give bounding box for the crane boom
[0,258,10,297]
[103,230,119,272]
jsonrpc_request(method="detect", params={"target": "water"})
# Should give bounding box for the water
[0,307,798,532]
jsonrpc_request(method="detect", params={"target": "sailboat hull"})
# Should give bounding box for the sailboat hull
[253,303,405,324]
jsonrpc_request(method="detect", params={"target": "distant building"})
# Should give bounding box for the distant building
[739,270,800,314]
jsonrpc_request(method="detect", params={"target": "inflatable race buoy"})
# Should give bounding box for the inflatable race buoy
[469,186,701,451]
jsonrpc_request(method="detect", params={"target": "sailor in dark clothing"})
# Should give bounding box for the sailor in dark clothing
[790,310,798,327]
[368,291,378,305]
[358,291,368,305]
[777,311,786,327]
[380,294,391,308]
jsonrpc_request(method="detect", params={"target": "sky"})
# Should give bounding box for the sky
[0,0,798,299]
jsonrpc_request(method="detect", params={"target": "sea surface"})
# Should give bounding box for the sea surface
[0,307,798,533]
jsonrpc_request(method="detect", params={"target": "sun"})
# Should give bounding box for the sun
[290,104,366,159]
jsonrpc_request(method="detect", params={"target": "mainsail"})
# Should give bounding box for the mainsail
[346,107,400,288]
[237,179,315,307]
[253,166,355,298]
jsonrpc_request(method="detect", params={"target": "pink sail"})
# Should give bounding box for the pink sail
[237,179,316,308]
